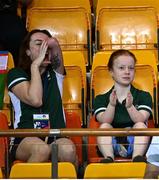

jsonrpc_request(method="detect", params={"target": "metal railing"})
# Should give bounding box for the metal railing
[1,128,159,178]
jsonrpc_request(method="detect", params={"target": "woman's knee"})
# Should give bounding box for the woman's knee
[56,138,76,162]
[32,143,51,158]
[16,137,51,162]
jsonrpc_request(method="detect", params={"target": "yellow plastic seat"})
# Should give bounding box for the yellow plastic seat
[27,0,91,13]
[63,51,87,127]
[26,7,91,66]
[84,162,146,178]
[0,52,14,126]
[96,6,157,50]
[91,51,158,123]
[0,168,3,178]
[88,50,158,163]
[92,50,158,74]
[18,0,91,19]
[96,0,159,26]
[92,50,158,87]
[91,64,158,125]
[0,113,9,169]
[63,66,83,125]
[9,162,77,179]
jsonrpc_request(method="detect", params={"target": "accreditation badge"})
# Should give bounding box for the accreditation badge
[33,114,50,129]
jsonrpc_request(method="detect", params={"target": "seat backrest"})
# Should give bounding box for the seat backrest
[63,51,87,127]
[0,168,3,178]
[91,50,158,124]
[65,111,83,164]
[91,65,157,125]
[63,66,84,127]
[96,0,159,26]
[92,50,158,73]
[0,112,8,168]
[0,51,14,126]
[27,7,91,66]
[96,6,157,50]
[88,64,157,163]
[9,162,77,178]
[27,0,91,14]
[89,51,158,163]
[84,162,146,178]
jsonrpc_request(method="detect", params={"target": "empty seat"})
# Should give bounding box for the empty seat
[96,6,157,50]
[65,111,83,165]
[63,51,87,127]
[84,162,146,178]
[18,0,91,20]
[0,112,9,168]
[9,162,77,178]
[27,0,91,13]
[0,51,14,126]
[0,168,3,178]
[96,0,159,26]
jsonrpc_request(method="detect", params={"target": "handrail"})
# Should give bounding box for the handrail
[0,128,159,137]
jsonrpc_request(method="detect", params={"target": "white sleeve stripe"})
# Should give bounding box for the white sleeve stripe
[94,107,106,115]
[138,105,152,113]
[8,77,27,88]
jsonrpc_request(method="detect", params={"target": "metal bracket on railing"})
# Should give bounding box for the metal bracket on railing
[49,129,61,137]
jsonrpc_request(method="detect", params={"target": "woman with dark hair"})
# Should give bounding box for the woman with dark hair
[94,49,152,163]
[7,29,78,166]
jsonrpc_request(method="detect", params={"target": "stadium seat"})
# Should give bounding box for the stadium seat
[88,64,157,163]
[26,0,91,14]
[18,0,91,21]
[96,0,159,25]
[12,111,83,168]
[91,64,158,123]
[0,112,9,169]
[9,162,77,178]
[91,51,158,120]
[0,168,3,178]
[65,111,83,165]
[95,6,157,50]
[92,50,158,70]
[26,7,91,66]
[92,50,158,82]
[88,114,155,163]
[0,51,14,126]
[63,51,87,127]
[84,162,146,178]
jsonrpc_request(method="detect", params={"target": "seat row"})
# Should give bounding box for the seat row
[0,49,158,128]
[0,161,148,179]
[0,49,158,174]
[0,111,158,179]
[17,0,159,67]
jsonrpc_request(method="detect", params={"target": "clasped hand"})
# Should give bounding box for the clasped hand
[109,89,133,108]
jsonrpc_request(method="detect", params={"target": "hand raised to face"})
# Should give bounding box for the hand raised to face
[47,37,62,69]
[31,40,49,67]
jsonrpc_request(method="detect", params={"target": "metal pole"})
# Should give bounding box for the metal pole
[51,137,58,179]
